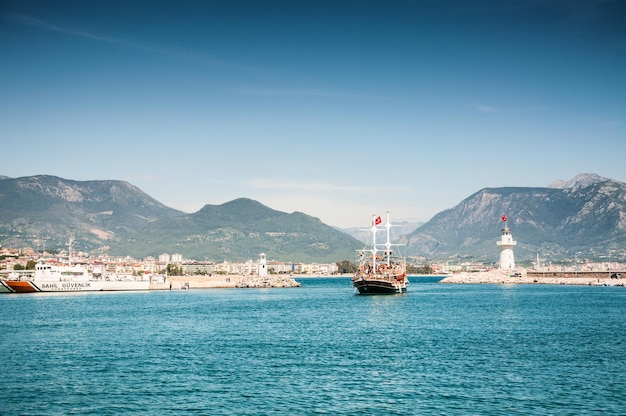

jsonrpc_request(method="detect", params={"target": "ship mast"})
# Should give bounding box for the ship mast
[384,212,393,267]
[360,212,404,271]
[377,211,403,267]
[369,214,381,272]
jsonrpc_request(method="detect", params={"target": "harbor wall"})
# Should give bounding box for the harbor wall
[526,270,623,279]
[149,274,301,290]
[441,269,624,286]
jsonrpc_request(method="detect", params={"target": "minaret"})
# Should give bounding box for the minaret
[497,215,517,269]
[258,253,267,276]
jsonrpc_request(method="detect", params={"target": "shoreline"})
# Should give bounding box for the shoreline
[152,271,625,289]
[440,270,624,286]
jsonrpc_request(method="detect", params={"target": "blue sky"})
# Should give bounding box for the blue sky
[1,0,625,228]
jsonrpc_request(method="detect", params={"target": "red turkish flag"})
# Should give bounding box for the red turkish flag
[501,214,507,222]
[374,216,382,225]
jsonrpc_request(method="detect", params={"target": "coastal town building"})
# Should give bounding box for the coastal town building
[181,261,215,275]
[1,242,338,278]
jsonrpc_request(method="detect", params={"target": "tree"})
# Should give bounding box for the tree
[166,263,182,276]
[408,264,433,274]
[336,260,357,274]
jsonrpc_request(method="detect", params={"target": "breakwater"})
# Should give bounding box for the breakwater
[441,270,624,286]
[526,270,622,279]
[150,274,301,290]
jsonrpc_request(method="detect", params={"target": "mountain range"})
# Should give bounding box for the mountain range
[1,173,625,265]
[404,173,626,264]
[0,175,360,263]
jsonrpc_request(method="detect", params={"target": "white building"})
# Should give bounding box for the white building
[497,226,517,269]
[258,253,267,277]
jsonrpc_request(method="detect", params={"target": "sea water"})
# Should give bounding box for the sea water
[1,277,625,415]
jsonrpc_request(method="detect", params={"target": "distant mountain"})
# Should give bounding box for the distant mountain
[547,173,607,190]
[0,176,361,262]
[112,198,362,262]
[0,175,184,252]
[404,176,626,264]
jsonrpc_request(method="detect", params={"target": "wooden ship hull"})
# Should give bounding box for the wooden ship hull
[352,273,408,294]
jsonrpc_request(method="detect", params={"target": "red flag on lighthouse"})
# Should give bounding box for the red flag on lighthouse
[501,214,507,222]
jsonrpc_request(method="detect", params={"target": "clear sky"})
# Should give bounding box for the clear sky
[1,0,625,228]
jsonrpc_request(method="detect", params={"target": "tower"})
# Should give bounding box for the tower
[258,253,267,277]
[497,222,517,270]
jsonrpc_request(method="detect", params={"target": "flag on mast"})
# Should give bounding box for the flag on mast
[501,214,507,222]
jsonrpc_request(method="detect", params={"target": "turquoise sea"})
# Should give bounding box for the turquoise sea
[1,277,625,415]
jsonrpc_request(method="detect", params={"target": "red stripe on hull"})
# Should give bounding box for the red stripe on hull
[4,281,39,293]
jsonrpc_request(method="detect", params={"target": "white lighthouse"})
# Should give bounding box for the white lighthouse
[497,220,517,270]
[258,253,268,277]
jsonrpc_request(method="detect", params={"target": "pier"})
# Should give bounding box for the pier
[441,269,624,286]
[526,270,623,279]
[150,274,301,290]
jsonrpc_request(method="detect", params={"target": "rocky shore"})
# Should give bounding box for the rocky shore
[150,274,301,290]
[234,276,302,288]
[440,270,624,286]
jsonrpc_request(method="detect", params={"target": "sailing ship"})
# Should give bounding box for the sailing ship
[0,238,152,293]
[352,212,408,294]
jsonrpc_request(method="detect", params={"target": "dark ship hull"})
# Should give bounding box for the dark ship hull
[352,275,407,295]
